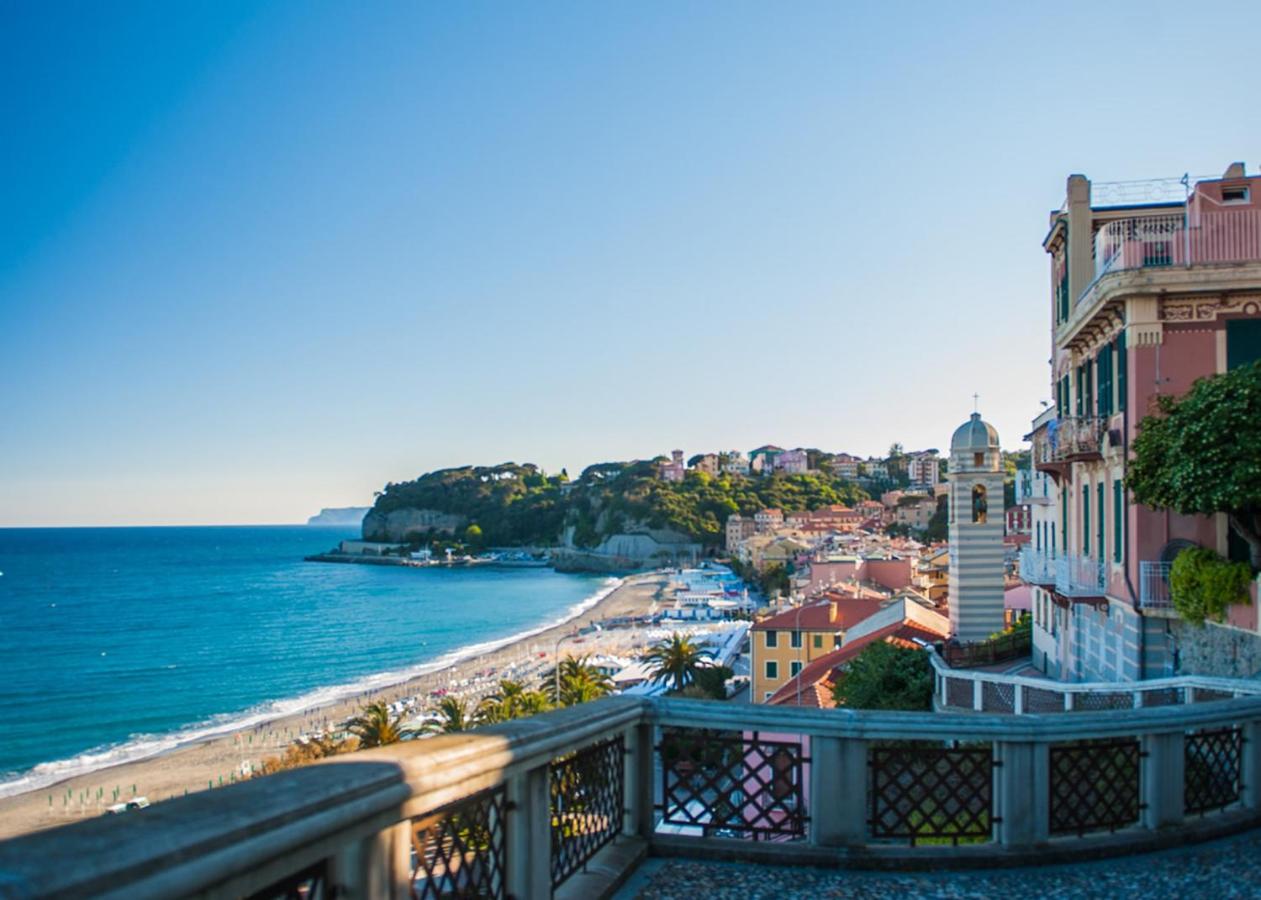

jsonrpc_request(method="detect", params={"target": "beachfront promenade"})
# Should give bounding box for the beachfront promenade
[4,691,1261,898]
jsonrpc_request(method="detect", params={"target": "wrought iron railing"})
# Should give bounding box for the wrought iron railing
[1053,417,1107,460]
[1139,561,1174,611]
[1019,548,1056,585]
[7,692,1261,896]
[550,736,625,886]
[942,627,1032,669]
[1055,554,1107,597]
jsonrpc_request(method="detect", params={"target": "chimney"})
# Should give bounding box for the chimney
[1224,162,1246,179]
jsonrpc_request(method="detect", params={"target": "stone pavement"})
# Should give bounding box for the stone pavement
[616,827,1261,899]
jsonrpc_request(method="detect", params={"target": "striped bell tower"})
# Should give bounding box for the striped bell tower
[947,410,1006,642]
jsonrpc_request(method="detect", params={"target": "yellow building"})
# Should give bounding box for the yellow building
[750,594,882,702]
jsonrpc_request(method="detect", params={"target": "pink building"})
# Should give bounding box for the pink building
[658,449,686,482]
[774,449,809,475]
[1025,163,1261,682]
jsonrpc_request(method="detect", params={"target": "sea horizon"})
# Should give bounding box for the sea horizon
[0,525,612,798]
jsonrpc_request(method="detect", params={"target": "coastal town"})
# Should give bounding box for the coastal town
[6,2,1261,891]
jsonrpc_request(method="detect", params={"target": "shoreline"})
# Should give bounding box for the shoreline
[0,571,666,839]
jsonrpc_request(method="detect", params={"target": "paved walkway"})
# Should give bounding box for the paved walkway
[616,828,1261,899]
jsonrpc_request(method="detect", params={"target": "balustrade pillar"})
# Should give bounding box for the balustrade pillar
[626,721,656,839]
[809,736,867,847]
[505,762,553,900]
[1142,731,1185,829]
[331,820,411,900]
[1241,720,1261,810]
[996,740,1048,847]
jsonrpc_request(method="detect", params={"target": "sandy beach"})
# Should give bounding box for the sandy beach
[0,571,675,840]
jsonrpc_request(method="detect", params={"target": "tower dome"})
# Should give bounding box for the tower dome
[950,412,1000,453]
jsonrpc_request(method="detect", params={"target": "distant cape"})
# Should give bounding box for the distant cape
[306,507,371,526]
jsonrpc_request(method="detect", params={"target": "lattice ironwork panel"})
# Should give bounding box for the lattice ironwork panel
[1049,739,1142,835]
[411,785,508,900]
[982,681,1014,713]
[1140,688,1182,708]
[550,735,625,888]
[658,727,807,841]
[247,861,330,900]
[1185,727,1243,815]
[1072,691,1133,711]
[1025,686,1067,713]
[946,677,973,709]
[868,743,994,845]
[1194,687,1235,703]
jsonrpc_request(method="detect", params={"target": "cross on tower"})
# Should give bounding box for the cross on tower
[972,393,980,412]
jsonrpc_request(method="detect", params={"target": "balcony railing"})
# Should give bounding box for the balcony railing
[1019,548,1056,585]
[1053,416,1107,460]
[931,650,1261,714]
[1139,561,1174,611]
[1072,209,1261,314]
[1055,554,1107,597]
[5,692,1261,895]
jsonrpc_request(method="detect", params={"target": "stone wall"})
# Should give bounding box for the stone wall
[1172,619,1261,679]
[361,508,467,542]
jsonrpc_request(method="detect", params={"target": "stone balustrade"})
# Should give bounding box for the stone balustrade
[3,691,1261,899]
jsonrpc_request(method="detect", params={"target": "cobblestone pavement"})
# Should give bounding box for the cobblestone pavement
[621,829,1261,899]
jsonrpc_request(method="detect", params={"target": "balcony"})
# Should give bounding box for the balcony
[1016,470,1051,505]
[1019,548,1056,585]
[1139,561,1175,613]
[1063,209,1261,338]
[1056,554,1107,598]
[5,693,1261,897]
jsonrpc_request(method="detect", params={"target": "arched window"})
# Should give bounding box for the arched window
[971,484,988,524]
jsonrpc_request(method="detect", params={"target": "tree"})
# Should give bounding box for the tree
[347,701,414,748]
[1169,547,1253,625]
[831,642,932,711]
[552,655,614,707]
[1128,361,1261,568]
[476,679,551,724]
[424,696,473,734]
[464,523,484,548]
[642,633,715,693]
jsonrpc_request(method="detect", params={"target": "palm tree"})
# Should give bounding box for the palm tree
[553,654,615,707]
[476,679,552,725]
[424,696,473,734]
[347,701,414,748]
[641,633,714,693]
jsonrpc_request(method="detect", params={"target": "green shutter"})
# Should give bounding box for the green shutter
[1113,480,1123,563]
[1227,320,1261,370]
[1116,335,1127,412]
[1061,489,1068,552]
[1097,482,1105,560]
[1082,485,1090,555]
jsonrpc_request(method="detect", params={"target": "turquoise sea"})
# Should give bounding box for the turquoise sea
[0,526,610,796]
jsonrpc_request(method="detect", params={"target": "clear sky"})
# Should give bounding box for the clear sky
[3,1,1260,526]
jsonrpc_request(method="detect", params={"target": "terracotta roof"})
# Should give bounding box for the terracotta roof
[766,619,948,708]
[751,595,883,632]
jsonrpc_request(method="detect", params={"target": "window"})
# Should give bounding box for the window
[973,451,984,466]
[765,660,779,680]
[813,634,823,649]
[790,660,803,677]
[1113,479,1124,563]
[1227,319,1261,370]
[765,630,778,648]
[1223,185,1250,204]
[790,630,802,649]
[834,635,842,648]
[971,484,988,523]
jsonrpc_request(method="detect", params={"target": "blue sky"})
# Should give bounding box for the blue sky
[3,1,1259,526]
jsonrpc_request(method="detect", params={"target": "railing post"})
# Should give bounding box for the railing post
[331,821,411,900]
[996,740,1049,847]
[1014,684,1024,715]
[973,679,983,712]
[625,721,656,839]
[1242,720,1261,810]
[505,762,553,900]
[1142,731,1185,830]
[809,736,867,847]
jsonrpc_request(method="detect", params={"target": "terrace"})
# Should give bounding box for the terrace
[4,688,1261,899]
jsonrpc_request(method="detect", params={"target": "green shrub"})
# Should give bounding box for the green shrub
[1170,547,1253,625]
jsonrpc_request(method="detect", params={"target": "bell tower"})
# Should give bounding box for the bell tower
[947,410,1006,642]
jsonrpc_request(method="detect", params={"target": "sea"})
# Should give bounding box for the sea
[0,526,613,798]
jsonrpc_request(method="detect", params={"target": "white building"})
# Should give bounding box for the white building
[907,453,941,487]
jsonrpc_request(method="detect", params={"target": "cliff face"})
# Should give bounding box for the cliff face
[550,522,702,571]
[361,508,467,542]
[307,507,371,526]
